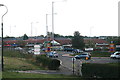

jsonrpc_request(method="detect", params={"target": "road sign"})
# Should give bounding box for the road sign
[34,45,40,55]
[72,58,76,61]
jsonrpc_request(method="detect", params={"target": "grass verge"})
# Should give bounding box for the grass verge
[70,51,112,57]
[2,71,79,78]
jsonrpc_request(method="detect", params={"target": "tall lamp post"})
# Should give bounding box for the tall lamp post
[51,0,66,46]
[0,4,8,71]
[52,2,54,41]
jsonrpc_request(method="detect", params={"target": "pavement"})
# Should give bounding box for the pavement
[14,65,73,75]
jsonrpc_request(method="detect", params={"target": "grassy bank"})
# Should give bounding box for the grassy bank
[4,57,42,71]
[3,49,43,71]
[90,51,112,57]
[70,51,111,57]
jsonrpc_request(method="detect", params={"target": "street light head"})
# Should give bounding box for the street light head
[63,0,67,2]
[0,4,4,6]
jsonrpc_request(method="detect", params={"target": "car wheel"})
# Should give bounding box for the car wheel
[112,57,116,59]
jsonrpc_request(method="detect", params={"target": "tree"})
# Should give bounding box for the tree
[114,37,120,45]
[65,35,73,39]
[23,34,28,40]
[72,31,85,49]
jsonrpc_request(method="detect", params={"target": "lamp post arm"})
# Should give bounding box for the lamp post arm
[1,5,8,23]
[0,4,8,71]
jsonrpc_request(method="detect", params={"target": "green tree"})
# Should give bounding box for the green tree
[72,31,85,49]
[114,37,120,45]
[23,34,28,40]
[65,35,73,39]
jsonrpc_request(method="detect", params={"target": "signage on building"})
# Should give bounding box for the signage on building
[109,43,115,52]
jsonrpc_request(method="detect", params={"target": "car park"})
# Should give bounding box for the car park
[14,47,23,50]
[73,49,84,53]
[47,51,58,58]
[110,51,120,59]
[42,48,47,51]
[28,49,34,54]
[64,48,74,52]
[75,52,91,59]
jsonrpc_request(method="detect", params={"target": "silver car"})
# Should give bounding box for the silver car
[47,51,58,58]
[110,51,120,59]
[75,52,91,59]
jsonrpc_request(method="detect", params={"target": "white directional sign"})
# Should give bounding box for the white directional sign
[34,45,40,55]
[72,58,76,61]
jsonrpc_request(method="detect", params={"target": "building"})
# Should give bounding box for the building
[2,37,110,51]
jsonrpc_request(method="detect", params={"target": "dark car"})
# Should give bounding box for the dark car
[75,52,91,59]
[73,49,84,53]
[64,48,74,52]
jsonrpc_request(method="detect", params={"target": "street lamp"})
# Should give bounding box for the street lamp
[46,13,57,41]
[31,22,39,36]
[46,14,49,41]
[52,2,54,41]
[0,4,8,71]
[51,0,66,45]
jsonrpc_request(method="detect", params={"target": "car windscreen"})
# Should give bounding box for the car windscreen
[81,54,87,55]
[116,53,120,55]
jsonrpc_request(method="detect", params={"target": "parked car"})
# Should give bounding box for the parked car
[47,51,58,58]
[73,49,84,53]
[75,52,91,59]
[42,48,47,51]
[14,47,23,50]
[28,49,34,54]
[64,48,74,52]
[110,51,120,59]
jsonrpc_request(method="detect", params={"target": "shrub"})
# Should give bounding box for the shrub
[36,55,60,70]
[48,59,60,70]
[82,63,120,78]
[36,55,50,67]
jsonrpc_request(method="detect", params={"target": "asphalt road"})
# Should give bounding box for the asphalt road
[56,51,120,72]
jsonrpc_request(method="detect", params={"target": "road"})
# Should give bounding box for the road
[56,51,120,73]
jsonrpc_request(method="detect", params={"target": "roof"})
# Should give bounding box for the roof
[84,39,109,44]
[2,38,109,45]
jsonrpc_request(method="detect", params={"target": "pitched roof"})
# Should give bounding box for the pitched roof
[2,38,109,45]
[84,39,109,44]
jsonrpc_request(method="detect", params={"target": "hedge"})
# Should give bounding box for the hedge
[36,55,60,70]
[82,63,120,78]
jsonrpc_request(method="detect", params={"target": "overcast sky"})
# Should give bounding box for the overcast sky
[0,0,119,37]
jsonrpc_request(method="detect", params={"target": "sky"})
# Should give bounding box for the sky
[0,0,119,37]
